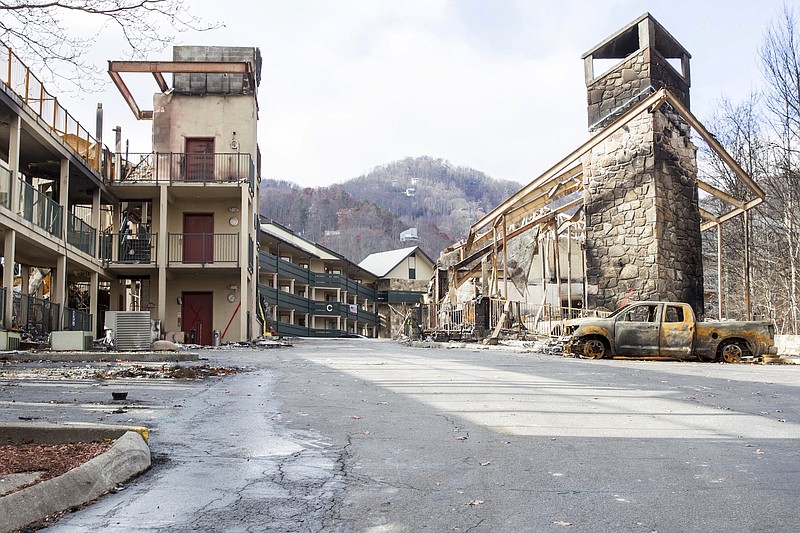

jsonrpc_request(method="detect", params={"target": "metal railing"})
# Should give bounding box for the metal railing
[67,212,96,256]
[119,152,254,187]
[168,233,239,266]
[488,299,611,337]
[425,298,613,339]
[14,292,60,337]
[63,307,92,332]
[428,301,477,334]
[100,232,157,264]
[17,177,62,238]
[0,44,111,179]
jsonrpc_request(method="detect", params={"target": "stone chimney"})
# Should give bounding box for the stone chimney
[580,13,704,317]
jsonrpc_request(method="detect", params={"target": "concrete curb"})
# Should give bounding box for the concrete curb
[0,425,151,533]
[0,351,199,363]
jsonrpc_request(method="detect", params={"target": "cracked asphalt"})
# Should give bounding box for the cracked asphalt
[2,338,800,532]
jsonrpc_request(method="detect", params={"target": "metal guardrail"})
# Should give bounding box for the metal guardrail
[17,177,62,238]
[100,233,157,264]
[14,292,60,337]
[119,152,254,187]
[0,44,111,179]
[167,233,239,266]
[63,307,92,332]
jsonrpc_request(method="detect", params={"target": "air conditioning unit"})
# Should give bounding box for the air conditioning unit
[50,331,93,350]
[105,311,152,351]
[0,331,21,350]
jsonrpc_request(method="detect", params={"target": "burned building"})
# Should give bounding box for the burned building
[427,13,765,340]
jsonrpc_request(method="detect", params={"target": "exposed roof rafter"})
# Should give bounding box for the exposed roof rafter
[108,60,255,120]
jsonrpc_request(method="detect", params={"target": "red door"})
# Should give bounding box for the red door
[184,213,214,264]
[182,292,213,345]
[185,138,215,181]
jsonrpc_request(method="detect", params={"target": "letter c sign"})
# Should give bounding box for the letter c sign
[326,304,333,312]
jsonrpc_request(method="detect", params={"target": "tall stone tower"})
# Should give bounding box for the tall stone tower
[580,13,704,316]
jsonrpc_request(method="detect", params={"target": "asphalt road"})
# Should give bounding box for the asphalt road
[2,339,799,532]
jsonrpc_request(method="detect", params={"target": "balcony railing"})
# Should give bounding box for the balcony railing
[168,233,239,266]
[260,285,312,313]
[259,284,377,325]
[67,212,96,256]
[17,177,62,238]
[278,257,313,282]
[259,252,376,301]
[0,45,112,179]
[120,152,254,188]
[0,167,12,210]
[100,233,157,265]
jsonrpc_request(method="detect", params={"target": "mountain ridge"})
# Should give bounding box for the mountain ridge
[259,156,521,264]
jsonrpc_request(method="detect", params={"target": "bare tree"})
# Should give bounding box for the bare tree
[759,4,800,333]
[0,0,219,91]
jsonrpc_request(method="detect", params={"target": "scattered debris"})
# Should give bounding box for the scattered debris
[0,363,241,381]
[95,364,241,380]
[467,500,484,506]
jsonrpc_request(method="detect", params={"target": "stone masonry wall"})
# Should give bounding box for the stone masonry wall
[583,112,657,307]
[582,107,703,317]
[587,49,689,132]
[651,107,704,314]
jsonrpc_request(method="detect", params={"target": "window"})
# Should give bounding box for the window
[623,305,658,323]
[409,268,416,280]
[664,306,684,323]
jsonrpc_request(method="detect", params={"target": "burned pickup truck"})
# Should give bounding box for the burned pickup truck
[564,301,777,362]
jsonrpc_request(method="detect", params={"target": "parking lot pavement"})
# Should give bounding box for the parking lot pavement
[3,340,800,532]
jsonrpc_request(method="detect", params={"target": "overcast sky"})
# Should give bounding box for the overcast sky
[61,0,790,188]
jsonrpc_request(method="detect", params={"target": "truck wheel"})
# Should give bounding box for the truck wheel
[583,338,607,359]
[719,341,746,363]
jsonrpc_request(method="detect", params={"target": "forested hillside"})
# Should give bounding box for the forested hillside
[259,156,521,263]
